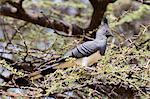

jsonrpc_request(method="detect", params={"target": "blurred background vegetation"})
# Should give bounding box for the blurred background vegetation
[0,0,150,98]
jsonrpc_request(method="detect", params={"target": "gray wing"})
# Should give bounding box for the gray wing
[64,40,100,58]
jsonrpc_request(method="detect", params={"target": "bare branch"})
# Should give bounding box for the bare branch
[85,0,117,38]
[89,0,98,8]
[135,0,150,5]
[0,6,76,34]
[19,0,25,5]
[0,0,117,37]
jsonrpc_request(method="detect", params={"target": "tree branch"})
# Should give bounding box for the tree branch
[0,0,117,37]
[135,0,150,5]
[89,0,98,8]
[19,0,25,5]
[0,6,74,34]
[85,0,117,38]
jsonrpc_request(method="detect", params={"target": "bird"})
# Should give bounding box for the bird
[15,17,113,82]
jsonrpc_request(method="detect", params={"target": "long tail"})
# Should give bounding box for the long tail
[29,51,101,80]
[15,50,102,86]
[15,58,80,85]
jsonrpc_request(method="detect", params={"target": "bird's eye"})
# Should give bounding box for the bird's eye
[106,30,109,34]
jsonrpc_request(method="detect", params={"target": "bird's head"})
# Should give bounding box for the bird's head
[99,17,113,37]
[96,17,113,39]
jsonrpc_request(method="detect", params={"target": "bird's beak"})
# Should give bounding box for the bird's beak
[106,29,114,38]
